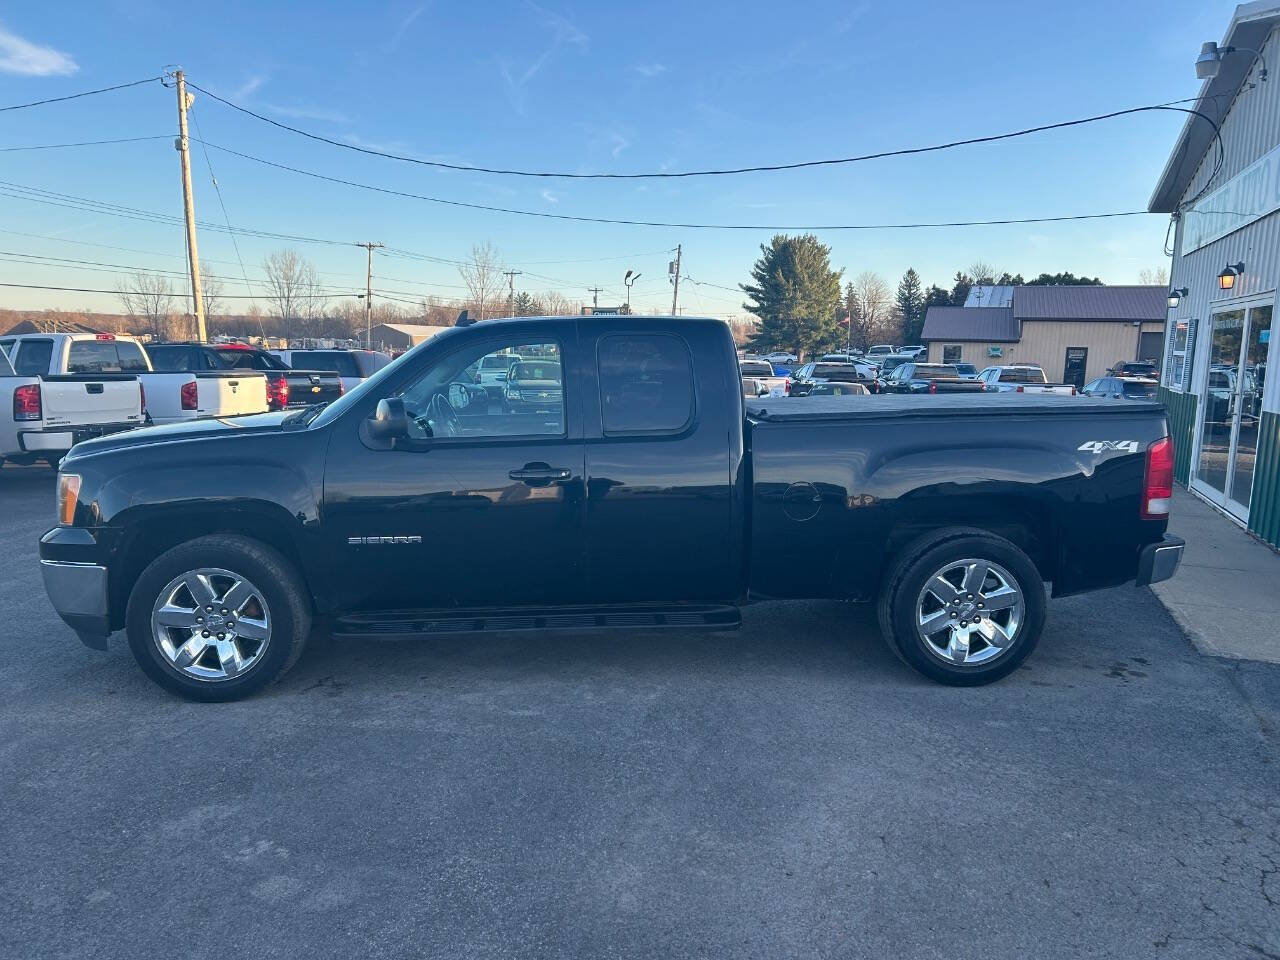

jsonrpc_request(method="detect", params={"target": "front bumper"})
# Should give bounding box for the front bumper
[1136,534,1185,586]
[40,540,111,650]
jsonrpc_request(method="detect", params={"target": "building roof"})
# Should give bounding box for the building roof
[370,323,453,337]
[964,285,1015,307]
[1011,285,1166,321]
[920,306,1019,342]
[1149,1,1280,212]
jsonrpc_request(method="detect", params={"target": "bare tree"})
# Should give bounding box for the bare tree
[966,260,999,286]
[200,263,224,325]
[458,242,505,320]
[1138,266,1170,286]
[262,249,324,343]
[118,270,177,341]
[848,271,895,346]
[539,290,580,316]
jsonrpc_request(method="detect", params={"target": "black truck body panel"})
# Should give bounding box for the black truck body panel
[41,317,1172,640]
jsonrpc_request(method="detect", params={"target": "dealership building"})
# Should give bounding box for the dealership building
[1151,0,1279,549]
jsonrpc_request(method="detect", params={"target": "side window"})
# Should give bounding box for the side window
[13,339,54,375]
[397,340,564,440]
[598,334,694,435]
[1083,379,1100,393]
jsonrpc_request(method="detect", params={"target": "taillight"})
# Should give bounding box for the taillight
[337,379,345,396]
[784,379,791,395]
[1016,384,1024,393]
[14,382,41,421]
[1070,386,1077,396]
[1142,436,1174,519]
[180,379,198,411]
[928,382,937,394]
[267,375,289,409]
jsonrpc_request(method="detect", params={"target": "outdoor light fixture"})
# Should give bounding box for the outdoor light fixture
[1218,262,1245,290]
[1167,287,1189,309]
[1195,41,1268,82]
[623,269,642,312]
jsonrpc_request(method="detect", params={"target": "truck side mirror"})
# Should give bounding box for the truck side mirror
[369,397,410,441]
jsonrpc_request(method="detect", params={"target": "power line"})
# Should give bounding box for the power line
[197,139,1153,231]
[0,281,342,299]
[188,81,1205,180]
[0,76,162,113]
[0,136,171,152]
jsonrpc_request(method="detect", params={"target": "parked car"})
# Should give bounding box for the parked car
[3,333,267,427]
[739,358,789,397]
[788,362,874,396]
[504,357,564,415]
[807,381,870,396]
[976,365,1077,396]
[898,345,927,359]
[760,351,798,364]
[142,343,270,424]
[1081,377,1159,400]
[272,349,393,394]
[866,344,897,358]
[877,363,988,395]
[1108,360,1160,381]
[211,344,344,410]
[817,354,879,377]
[0,340,142,466]
[954,363,980,379]
[40,315,1182,701]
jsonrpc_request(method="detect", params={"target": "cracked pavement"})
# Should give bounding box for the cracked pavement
[1,463,1278,959]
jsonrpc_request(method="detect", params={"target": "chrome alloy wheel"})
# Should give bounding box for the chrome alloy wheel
[915,558,1024,666]
[150,568,272,682]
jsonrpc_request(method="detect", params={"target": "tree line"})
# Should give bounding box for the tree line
[741,233,1119,359]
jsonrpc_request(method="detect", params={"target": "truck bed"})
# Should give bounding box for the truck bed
[746,393,1160,422]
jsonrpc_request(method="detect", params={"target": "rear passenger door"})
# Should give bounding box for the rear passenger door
[581,322,739,604]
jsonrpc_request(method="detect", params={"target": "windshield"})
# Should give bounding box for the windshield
[878,356,907,372]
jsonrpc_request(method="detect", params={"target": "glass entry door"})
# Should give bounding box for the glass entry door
[1195,303,1272,519]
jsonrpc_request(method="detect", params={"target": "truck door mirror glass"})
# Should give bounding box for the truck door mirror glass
[369,397,410,441]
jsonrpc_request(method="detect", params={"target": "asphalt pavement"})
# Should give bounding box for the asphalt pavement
[1,462,1277,960]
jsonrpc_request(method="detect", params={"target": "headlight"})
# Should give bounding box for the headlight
[506,389,522,400]
[57,473,82,526]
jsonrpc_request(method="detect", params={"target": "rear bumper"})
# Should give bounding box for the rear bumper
[19,421,137,454]
[1136,534,1185,586]
[40,559,111,649]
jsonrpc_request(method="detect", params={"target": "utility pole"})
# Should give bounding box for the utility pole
[503,269,523,316]
[669,244,682,316]
[357,242,384,348]
[172,69,207,342]
[587,286,603,310]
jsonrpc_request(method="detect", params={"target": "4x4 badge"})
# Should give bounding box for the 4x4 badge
[1078,440,1140,453]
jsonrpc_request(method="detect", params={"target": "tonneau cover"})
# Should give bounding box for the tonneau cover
[746,393,1164,422]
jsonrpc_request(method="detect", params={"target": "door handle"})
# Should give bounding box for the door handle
[509,463,573,486]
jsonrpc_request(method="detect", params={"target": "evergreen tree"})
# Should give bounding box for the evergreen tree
[949,271,974,306]
[895,268,926,344]
[1025,271,1104,286]
[742,234,844,358]
[512,291,537,316]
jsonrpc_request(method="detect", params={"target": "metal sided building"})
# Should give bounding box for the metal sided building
[1150,1,1280,548]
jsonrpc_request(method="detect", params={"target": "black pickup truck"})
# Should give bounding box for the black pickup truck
[196,343,344,410]
[40,316,1183,701]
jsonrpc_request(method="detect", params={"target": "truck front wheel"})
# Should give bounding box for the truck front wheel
[878,529,1046,686]
[125,534,311,702]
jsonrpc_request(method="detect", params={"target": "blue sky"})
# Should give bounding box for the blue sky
[0,0,1239,316]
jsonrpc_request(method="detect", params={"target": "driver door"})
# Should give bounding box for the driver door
[321,327,586,613]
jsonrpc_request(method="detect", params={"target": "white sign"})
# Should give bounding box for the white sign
[1183,141,1280,253]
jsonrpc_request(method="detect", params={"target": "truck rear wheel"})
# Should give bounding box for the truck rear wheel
[878,528,1045,686]
[125,534,311,702]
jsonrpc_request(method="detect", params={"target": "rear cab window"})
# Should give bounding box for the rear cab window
[146,345,193,371]
[292,351,360,378]
[1122,381,1156,398]
[999,366,1048,384]
[597,334,694,435]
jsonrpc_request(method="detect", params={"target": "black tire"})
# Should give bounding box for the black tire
[877,527,1046,686]
[125,534,312,702]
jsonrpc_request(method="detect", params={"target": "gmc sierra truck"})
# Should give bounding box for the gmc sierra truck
[39,316,1184,701]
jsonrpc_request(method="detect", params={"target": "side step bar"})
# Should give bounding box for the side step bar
[333,603,742,639]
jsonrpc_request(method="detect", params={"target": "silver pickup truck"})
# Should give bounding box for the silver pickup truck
[976,365,1078,396]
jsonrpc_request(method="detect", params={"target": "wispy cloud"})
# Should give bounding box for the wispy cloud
[0,23,77,76]
[610,133,630,158]
[391,4,428,48]
[232,75,265,99]
[499,1,588,114]
[635,63,665,78]
[264,102,350,123]
[540,189,559,204]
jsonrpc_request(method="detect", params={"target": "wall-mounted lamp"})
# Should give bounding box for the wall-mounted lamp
[1167,287,1189,309]
[1196,41,1268,82]
[1218,262,1245,290]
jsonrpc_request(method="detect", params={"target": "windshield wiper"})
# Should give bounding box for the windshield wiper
[282,402,330,427]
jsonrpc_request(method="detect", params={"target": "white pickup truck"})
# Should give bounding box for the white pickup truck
[976,364,1078,396]
[2,333,268,426]
[0,339,143,465]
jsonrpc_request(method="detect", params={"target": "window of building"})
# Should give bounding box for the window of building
[598,334,694,435]
[1167,319,1197,390]
[942,344,962,363]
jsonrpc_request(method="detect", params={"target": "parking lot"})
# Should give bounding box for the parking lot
[1,462,1277,959]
